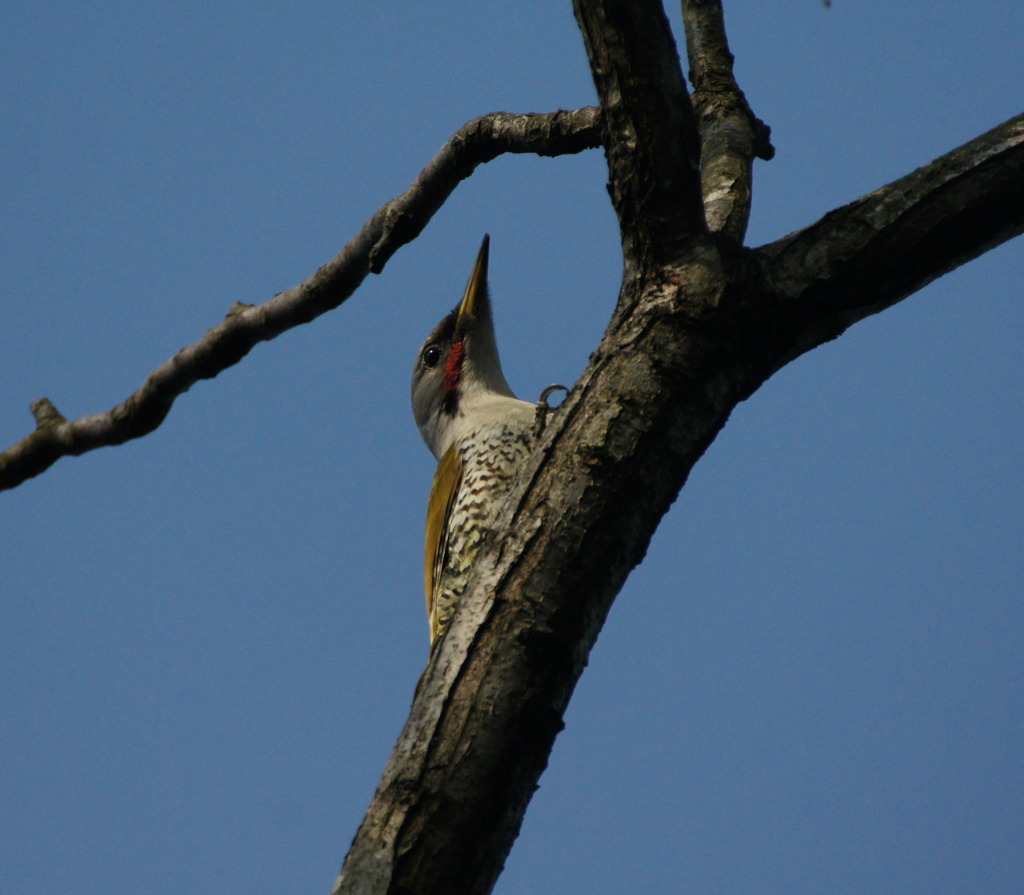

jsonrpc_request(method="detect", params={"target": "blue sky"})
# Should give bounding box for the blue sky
[2,2,1021,893]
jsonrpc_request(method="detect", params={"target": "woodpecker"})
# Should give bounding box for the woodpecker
[411,235,536,644]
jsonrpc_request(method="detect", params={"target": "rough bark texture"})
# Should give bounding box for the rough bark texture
[332,3,1024,894]
[575,0,705,273]
[761,114,1024,367]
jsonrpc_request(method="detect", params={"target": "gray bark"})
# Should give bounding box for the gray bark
[332,2,1024,894]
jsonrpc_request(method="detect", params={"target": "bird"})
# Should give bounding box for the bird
[411,235,537,645]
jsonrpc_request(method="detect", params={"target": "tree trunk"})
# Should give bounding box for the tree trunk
[332,2,1024,894]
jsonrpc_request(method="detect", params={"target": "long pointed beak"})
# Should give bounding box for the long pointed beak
[455,234,490,328]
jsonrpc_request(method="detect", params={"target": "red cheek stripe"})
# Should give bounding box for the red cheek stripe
[444,340,465,393]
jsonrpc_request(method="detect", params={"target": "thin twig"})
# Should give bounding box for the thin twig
[681,0,773,241]
[0,108,601,493]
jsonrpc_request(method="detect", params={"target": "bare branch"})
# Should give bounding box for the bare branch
[759,113,1024,368]
[681,0,774,241]
[573,0,705,274]
[0,108,601,493]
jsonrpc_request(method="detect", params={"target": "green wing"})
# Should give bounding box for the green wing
[424,444,463,642]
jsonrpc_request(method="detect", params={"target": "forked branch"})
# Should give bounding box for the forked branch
[332,8,1024,893]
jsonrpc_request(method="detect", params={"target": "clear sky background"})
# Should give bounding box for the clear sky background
[2,2,1021,893]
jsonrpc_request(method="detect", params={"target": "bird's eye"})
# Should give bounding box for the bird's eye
[422,345,442,368]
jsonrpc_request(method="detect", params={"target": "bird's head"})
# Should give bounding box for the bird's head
[412,235,516,460]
